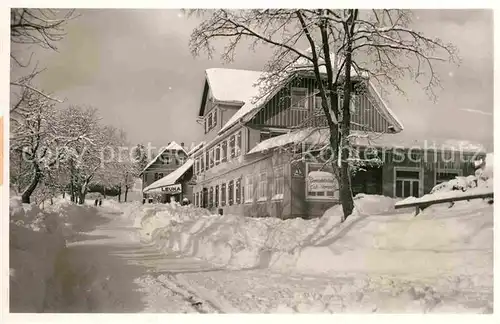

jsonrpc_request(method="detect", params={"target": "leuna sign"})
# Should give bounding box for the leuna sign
[307,171,337,192]
[161,184,182,194]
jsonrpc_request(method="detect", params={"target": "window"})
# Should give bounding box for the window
[154,173,159,181]
[273,166,284,199]
[204,118,208,133]
[195,192,199,207]
[196,158,200,174]
[291,87,308,110]
[235,178,241,204]
[215,185,219,207]
[158,173,163,179]
[245,175,253,203]
[215,145,220,165]
[339,94,358,113]
[209,149,214,168]
[314,95,324,115]
[179,156,185,165]
[229,136,236,158]
[163,156,171,164]
[208,112,213,129]
[258,171,267,200]
[221,141,228,162]
[213,109,217,127]
[228,180,234,206]
[200,155,205,172]
[205,151,210,170]
[306,163,337,200]
[209,187,214,208]
[436,170,462,185]
[395,168,421,198]
[221,183,227,206]
[235,131,242,157]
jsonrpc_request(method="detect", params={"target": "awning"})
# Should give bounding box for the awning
[143,159,194,193]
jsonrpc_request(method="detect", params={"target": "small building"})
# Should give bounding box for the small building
[186,66,485,219]
[142,159,195,204]
[140,141,189,202]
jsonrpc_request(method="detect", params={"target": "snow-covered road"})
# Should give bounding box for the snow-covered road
[59,206,493,313]
[60,207,233,313]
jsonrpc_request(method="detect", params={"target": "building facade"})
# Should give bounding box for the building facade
[140,141,193,203]
[186,67,483,219]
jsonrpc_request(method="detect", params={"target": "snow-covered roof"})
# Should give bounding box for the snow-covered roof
[141,141,187,174]
[143,159,194,193]
[212,65,402,136]
[187,141,205,156]
[248,128,487,155]
[206,68,264,104]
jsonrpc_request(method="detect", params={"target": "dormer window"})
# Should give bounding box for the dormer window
[207,112,213,129]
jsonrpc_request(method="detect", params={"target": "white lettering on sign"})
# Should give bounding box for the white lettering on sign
[161,184,182,194]
[307,171,337,192]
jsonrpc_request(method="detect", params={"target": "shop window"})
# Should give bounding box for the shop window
[306,163,336,199]
[395,168,421,198]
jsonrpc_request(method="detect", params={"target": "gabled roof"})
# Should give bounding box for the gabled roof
[204,61,403,137]
[198,68,264,117]
[143,159,194,192]
[140,141,187,174]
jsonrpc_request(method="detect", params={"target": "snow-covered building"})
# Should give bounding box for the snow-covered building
[140,141,194,203]
[188,67,485,219]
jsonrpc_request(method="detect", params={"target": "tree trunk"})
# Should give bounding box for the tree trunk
[124,186,129,202]
[338,18,356,221]
[103,187,107,199]
[21,166,42,204]
[118,186,122,203]
[79,180,89,205]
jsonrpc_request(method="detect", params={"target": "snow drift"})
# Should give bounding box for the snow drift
[9,197,108,312]
[133,195,399,270]
[134,182,492,281]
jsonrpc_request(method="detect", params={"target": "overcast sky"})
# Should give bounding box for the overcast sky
[11,9,493,151]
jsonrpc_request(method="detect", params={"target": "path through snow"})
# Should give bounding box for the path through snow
[60,206,228,313]
[60,205,492,313]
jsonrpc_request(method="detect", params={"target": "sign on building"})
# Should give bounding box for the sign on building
[306,163,339,199]
[161,184,182,194]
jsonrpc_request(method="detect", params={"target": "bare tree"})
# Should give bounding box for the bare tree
[10,90,84,203]
[188,9,458,220]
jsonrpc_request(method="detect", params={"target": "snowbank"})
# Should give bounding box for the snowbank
[134,187,492,282]
[9,197,67,312]
[133,195,399,270]
[9,196,109,312]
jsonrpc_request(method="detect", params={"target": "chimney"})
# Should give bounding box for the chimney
[181,142,184,147]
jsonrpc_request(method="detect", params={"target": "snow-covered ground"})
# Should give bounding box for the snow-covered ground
[9,157,493,313]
